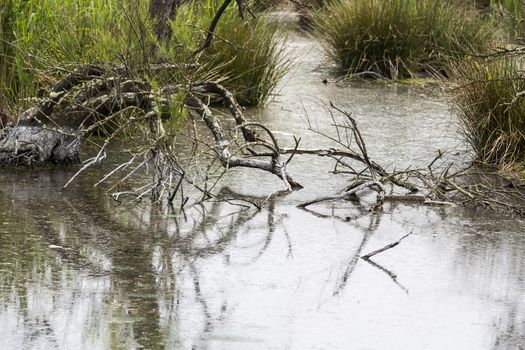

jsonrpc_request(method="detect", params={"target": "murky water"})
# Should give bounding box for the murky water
[1,21,525,350]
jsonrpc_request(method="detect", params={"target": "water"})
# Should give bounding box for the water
[0,24,524,350]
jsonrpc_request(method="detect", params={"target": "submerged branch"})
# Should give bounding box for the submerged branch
[298,180,384,208]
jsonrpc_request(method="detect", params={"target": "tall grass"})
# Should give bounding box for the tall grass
[294,0,328,29]
[0,0,120,109]
[452,57,525,168]
[252,0,285,11]
[171,0,288,106]
[491,0,524,37]
[316,0,498,79]
[0,0,286,113]
[495,0,522,18]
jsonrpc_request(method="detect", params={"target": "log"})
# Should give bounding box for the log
[0,64,156,165]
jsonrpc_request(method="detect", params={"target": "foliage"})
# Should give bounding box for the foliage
[0,0,286,114]
[452,56,525,168]
[315,0,498,79]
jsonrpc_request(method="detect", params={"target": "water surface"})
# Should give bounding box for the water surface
[0,24,524,350]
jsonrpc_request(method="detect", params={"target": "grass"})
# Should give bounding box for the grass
[0,0,120,110]
[315,0,498,79]
[171,0,289,106]
[490,0,524,38]
[252,0,286,11]
[0,0,286,115]
[451,57,525,168]
[294,0,329,29]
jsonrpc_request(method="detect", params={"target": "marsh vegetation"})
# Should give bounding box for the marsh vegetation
[315,0,497,79]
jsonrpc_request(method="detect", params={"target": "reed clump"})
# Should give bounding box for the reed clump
[315,0,497,79]
[172,0,288,106]
[0,0,120,110]
[294,0,329,29]
[452,57,525,168]
[491,0,524,38]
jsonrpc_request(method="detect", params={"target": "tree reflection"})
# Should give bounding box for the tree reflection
[2,169,525,349]
[0,170,289,348]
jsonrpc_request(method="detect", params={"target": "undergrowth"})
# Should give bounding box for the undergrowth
[172,0,289,106]
[0,0,286,115]
[0,0,120,110]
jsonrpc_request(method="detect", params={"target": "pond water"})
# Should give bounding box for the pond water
[1,21,524,350]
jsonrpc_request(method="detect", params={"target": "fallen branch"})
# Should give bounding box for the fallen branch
[184,88,302,191]
[298,180,384,208]
[361,231,413,260]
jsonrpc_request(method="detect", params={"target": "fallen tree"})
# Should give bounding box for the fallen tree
[0,64,159,165]
[1,67,524,217]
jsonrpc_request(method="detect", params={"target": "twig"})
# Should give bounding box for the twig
[361,231,413,260]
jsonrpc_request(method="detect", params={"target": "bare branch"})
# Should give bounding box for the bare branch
[361,231,413,260]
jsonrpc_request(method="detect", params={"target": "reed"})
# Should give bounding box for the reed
[315,0,497,79]
[492,0,524,37]
[0,0,119,109]
[0,0,287,111]
[452,57,525,168]
[171,0,289,106]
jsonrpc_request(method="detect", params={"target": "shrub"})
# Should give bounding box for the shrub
[316,0,497,79]
[451,57,525,168]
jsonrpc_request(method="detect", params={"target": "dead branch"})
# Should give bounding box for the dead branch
[184,91,301,190]
[361,231,413,260]
[298,180,384,208]
[1,59,524,217]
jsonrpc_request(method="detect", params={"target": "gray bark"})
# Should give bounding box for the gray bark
[148,0,180,41]
[0,64,156,166]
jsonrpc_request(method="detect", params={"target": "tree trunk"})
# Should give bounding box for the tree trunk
[148,0,179,41]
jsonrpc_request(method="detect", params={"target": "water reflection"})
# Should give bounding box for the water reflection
[0,167,524,349]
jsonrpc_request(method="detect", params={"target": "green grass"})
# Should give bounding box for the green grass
[490,0,524,38]
[452,57,525,168]
[252,0,285,11]
[0,0,121,110]
[315,0,498,79]
[0,0,286,114]
[171,0,289,106]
